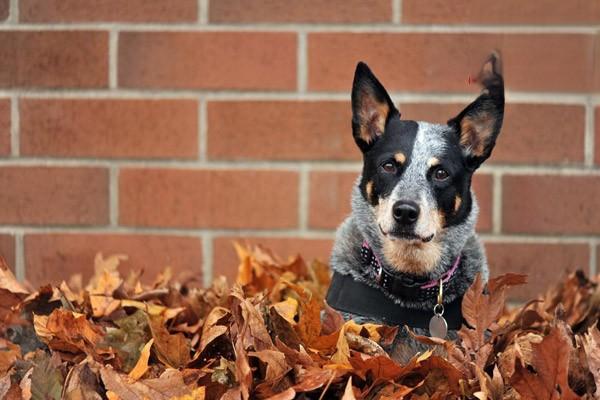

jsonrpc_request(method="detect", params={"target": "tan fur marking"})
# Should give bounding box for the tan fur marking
[366,181,374,202]
[454,195,462,212]
[460,113,494,157]
[382,240,442,275]
[358,99,389,144]
[427,157,440,168]
[394,152,406,164]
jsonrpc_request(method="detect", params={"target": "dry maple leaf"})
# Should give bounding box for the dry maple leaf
[511,325,579,400]
[62,362,103,400]
[581,326,600,395]
[128,338,154,381]
[86,253,127,296]
[148,314,191,369]
[100,366,193,400]
[33,309,105,357]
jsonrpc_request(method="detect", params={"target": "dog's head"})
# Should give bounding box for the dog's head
[352,53,504,274]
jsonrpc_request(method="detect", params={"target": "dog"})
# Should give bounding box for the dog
[325,53,504,363]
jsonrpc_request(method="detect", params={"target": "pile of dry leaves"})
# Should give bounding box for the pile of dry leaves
[0,243,599,399]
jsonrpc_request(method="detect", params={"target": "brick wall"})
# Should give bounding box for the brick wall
[0,0,599,301]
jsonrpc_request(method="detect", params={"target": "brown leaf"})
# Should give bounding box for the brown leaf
[295,297,322,346]
[0,337,21,375]
[292,368,335,393]
[321,301,344,335]
[234,336,252,400]
[265,387,296,400]
[34,309,105,357]
[0,256,29,321]
[582,326,600,394]
[100,366,193,400]
[86,253,126,296]
[348,352,405,382]
[128,338,154,381]
[341,377,357,400]
[27,352,64,400]
[198,306,230,354]
[271,297,299,325]
[62,363,103,400]
[249,349,289,382]
[148,315,191,369]
[511,325,579,400]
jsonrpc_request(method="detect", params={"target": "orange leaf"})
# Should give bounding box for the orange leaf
[128,338,154,381]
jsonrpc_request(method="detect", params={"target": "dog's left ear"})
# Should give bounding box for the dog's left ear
[448,52,505,169]
[351,62,399,152]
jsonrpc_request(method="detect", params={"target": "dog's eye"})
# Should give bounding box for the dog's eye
[433,168,450,181]
[381,162,397,174]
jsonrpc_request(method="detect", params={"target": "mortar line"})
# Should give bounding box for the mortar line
[0,90,591,104]
[1,225,599,243]
[10,96,19,157]
[0,23,597,33]
[298,165,310,231]
[392,0,402,23]
[491,171,502,234]
[7,0,18,23]
[297,32,307,93]
[109,30,119,89]
[15,232,24,281]
[590,240,598,276]
[584,99,595,166]
[198,98,207,161]
[109,166,119,226]
[202,233,213,287]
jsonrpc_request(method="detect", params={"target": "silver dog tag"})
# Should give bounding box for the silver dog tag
[429,314,448,339]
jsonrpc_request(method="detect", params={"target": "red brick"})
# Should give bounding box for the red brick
[119,169,299,229]
[402,0,600,24]
[307,171,493,232]
[308,171,356,230]
[0,0,8,21]
[0,235,15,271]
[486,242,590,301]
[0,99,10,156]
[209,0,391,23]
[400,103,585,165]
[20,99,198,159]
[596,107,600,165]
[473,174,493,233]
[308,33,596,93]
[213,236,333,282]
[207,101,357,161]
[594,35,600,91]
[0,31,108,88]
[0,167,109,225]
[20,0,197,23]
[502,175,600,234]
[119,32,296,90]
[24,234,202,287]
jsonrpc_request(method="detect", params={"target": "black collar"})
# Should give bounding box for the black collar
[326,271,464,330]
[359,241,462,303]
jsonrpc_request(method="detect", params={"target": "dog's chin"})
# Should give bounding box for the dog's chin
[379,226,442,274]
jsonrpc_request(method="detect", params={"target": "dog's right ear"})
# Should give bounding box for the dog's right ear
[351,62,399,152]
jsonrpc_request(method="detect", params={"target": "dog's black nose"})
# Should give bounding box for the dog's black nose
[392,201,420,225]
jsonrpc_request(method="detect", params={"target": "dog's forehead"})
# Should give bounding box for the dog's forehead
[378,119,449,165]
[411,121,448,163]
